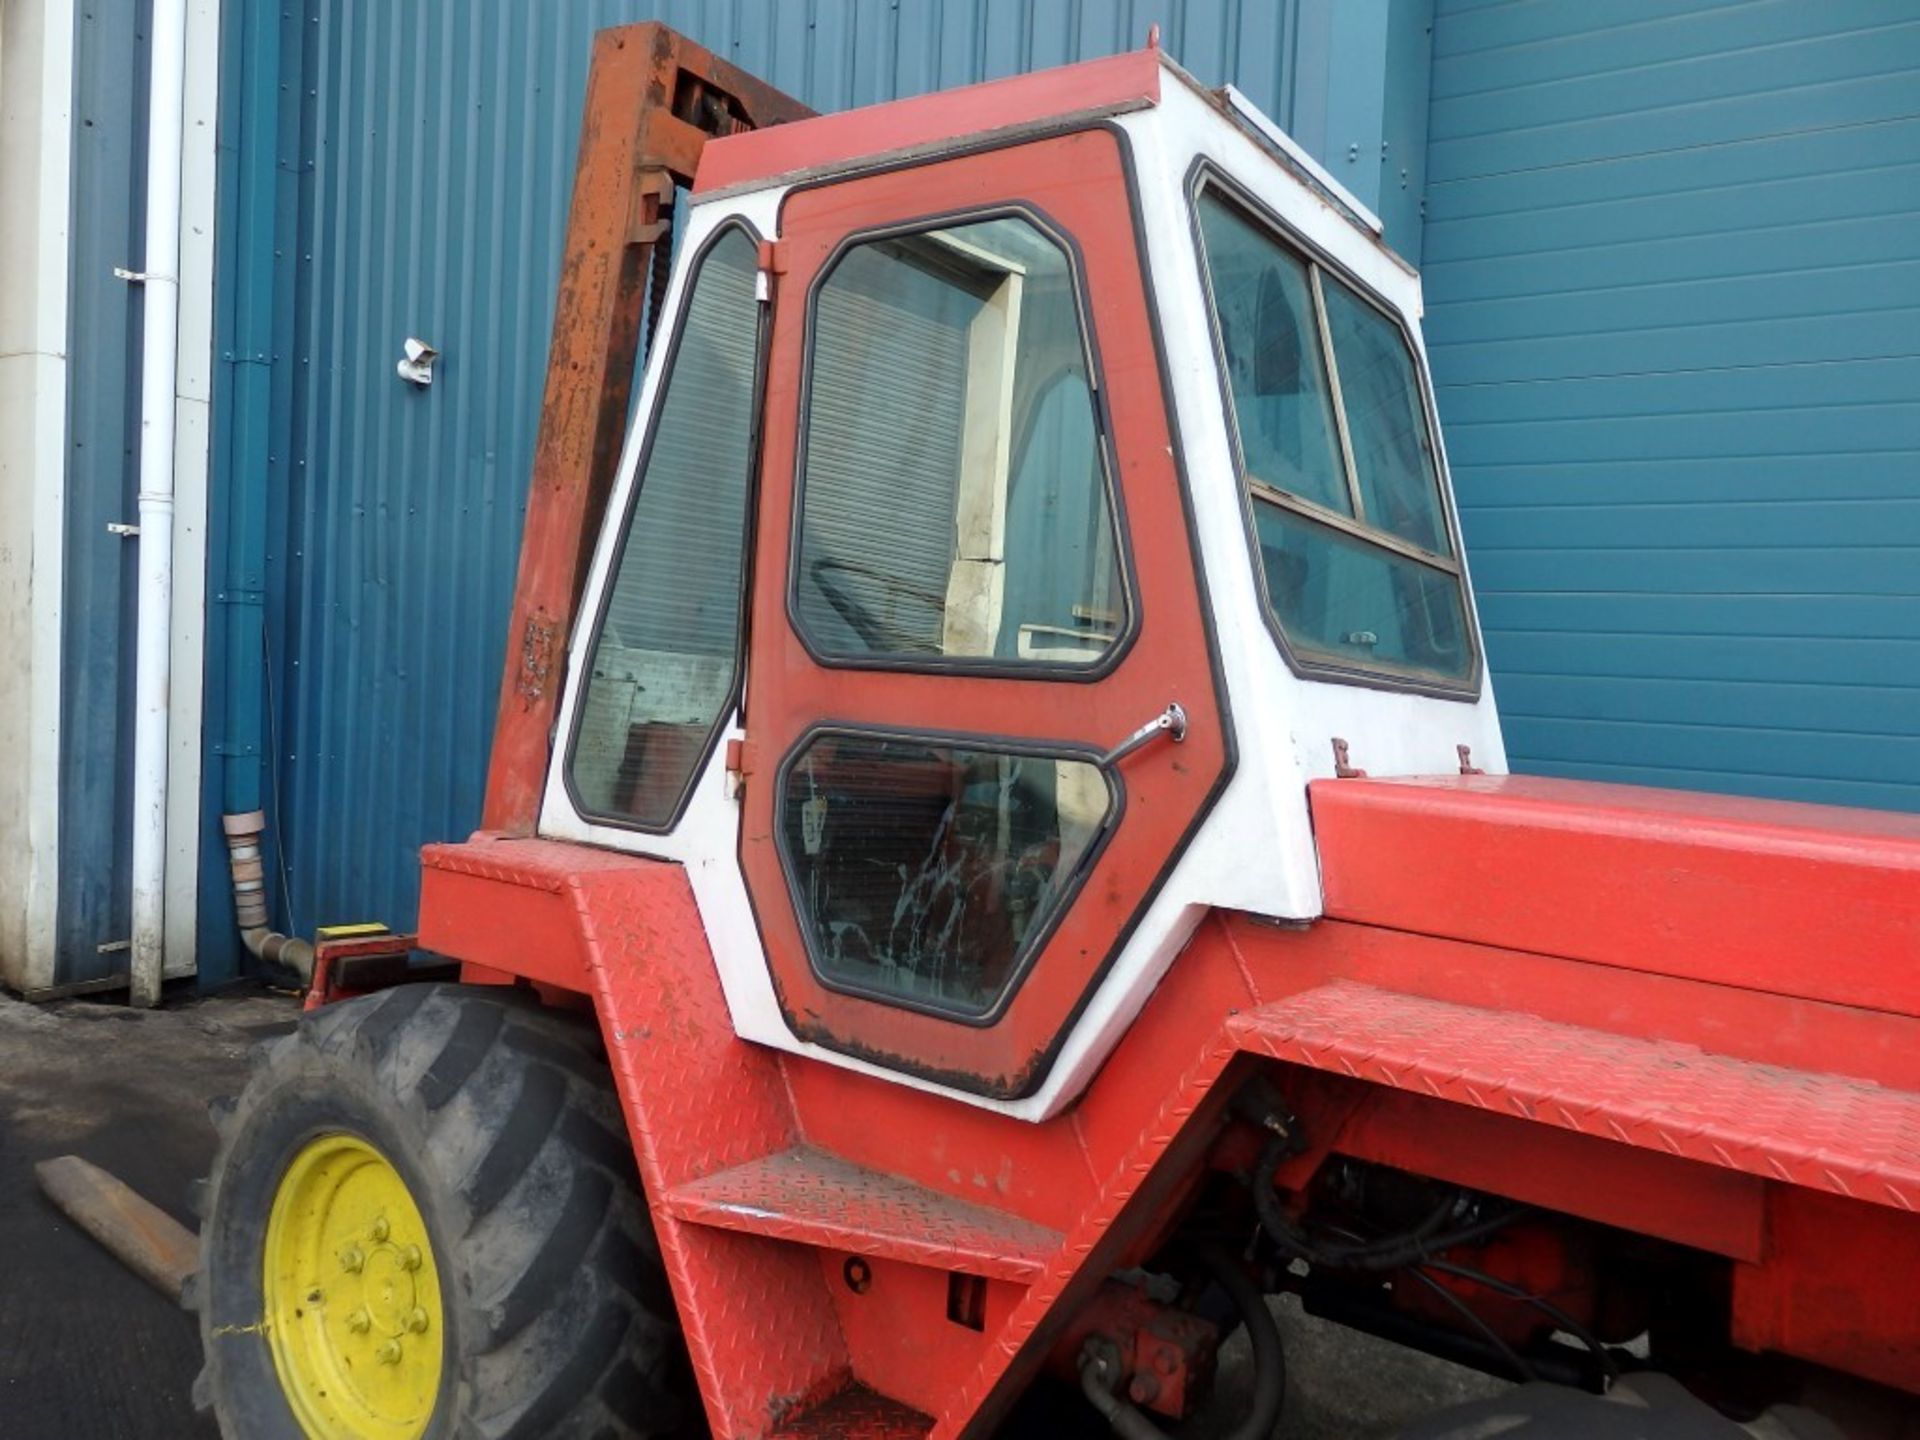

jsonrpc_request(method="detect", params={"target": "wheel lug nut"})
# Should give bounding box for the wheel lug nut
[339,1245,365,1273]
[406,1307,429,1334]
[399,1244,422,1272]
[375,1340,403,1365]
[346,1308,371,1334]
[369,1215,390,1243]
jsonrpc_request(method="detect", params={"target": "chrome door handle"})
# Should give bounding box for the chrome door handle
[1100,703,1188,768]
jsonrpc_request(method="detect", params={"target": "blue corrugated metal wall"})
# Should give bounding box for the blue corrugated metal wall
[1424,0,1920,811]
[204,1,1431,974]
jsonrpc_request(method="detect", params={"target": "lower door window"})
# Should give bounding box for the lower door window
[777,731,1114,1016]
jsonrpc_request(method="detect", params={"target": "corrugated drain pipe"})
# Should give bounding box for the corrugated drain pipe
[221,812,314,981]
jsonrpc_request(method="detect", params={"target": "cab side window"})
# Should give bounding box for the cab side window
[1195,188,1473,689]
[568,228,761,827]
[794,215,1127,669]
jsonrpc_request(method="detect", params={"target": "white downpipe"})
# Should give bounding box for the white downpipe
[128,0,189,1008]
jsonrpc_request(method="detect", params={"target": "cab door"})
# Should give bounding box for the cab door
[740,128,1228,1100]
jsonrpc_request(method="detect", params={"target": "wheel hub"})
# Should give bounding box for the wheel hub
[360,1241,420,1336]
[264,1133,444,1438]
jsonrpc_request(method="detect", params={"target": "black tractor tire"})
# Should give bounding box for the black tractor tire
[190,982,698,1439]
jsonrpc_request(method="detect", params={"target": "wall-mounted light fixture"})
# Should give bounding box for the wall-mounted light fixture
[397,337,439,387]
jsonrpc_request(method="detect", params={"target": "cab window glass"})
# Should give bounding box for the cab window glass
[568,228,760,826]
[779,732,1113,1015]
[1322,280,1449,556]
[1254,504,1470,681]
[1195,198,1348,515]
[795,216,1126,668]
[1195,187,1472,688]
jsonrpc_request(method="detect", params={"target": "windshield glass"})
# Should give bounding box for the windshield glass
[1195,187,1473,689]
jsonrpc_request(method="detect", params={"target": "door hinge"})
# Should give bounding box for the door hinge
[724,737,749,799]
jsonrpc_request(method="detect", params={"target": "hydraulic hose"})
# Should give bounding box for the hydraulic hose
[1078,1348,1172,1440]
[1250,1131,1525,1273]
[1078,1244,1285,1440]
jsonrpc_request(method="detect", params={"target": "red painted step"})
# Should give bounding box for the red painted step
[1231,980,1920,1212]
[663,1144,1062,1283]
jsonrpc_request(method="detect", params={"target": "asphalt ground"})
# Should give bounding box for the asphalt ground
[0,986,1498,1439]
[0,984,292,1438]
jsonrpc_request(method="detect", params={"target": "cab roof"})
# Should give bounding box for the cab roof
[694,48,1160,197]
[692,44,1390,263]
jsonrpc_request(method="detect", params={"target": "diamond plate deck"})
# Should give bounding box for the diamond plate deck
[665,1145,1062,1283]
[767,1385,932,1439]
[1230,981,1920,1214]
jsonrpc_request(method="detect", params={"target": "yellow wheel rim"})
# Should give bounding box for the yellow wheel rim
[265,1134,445,1439]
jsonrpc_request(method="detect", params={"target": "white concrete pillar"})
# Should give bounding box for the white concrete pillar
[0,0,75,994]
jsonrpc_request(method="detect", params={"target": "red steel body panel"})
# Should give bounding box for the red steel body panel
[784,1056,1103,1233]
[1331,1083,1768,1263]
[822,1257,1020,1419]
[693,49,1159,195]
[1311,774,1920,1017]
[417,835,1920,1434]
[1733,1187,1920,1394]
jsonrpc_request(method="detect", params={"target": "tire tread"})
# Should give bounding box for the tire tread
[196,983,691,1440]
[420,1000,507,1111]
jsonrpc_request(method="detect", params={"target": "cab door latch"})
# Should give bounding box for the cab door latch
[1101,703,1188,768]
